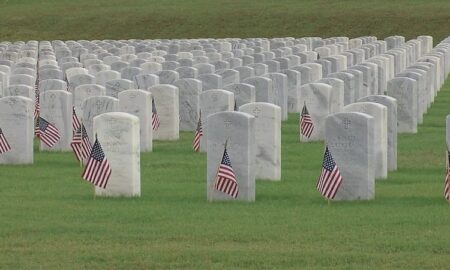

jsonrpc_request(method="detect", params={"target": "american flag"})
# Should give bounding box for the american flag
[0,128,12,154]
[193,112,202,152]
[152,98,160,130]
[82,137,112,189]
[72,107,81,133]
[35,117,61,147]
[300,103,314,138]
[214,144,239,198]
[316,146,343,200]
[71,123,92,163]
[445,150,450,201]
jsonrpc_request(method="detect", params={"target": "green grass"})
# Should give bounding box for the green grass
[0,80,449,269]
[1,0,450,268]
[0,0,449,42]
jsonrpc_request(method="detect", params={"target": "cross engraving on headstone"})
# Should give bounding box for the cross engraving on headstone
[95,100,104,111]
[343,118,351,129]
[224,120,232,128]
[252,106,261,117]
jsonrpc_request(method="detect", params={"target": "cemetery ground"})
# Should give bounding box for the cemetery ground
[0,80,449,269]
[1,0,450,269]
[0,0,449,42]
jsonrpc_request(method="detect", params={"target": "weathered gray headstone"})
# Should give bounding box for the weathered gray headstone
[343,102,388,179]
[207,111,255,202]
[359,95,397,171]
[5,84,33,99]
[94,112,141,197]
[243,76,274,103]
[39,90,72,151]
[240,102,281,181]
[105,79,135,98]
[0,96,34,164]
[198,73,223,91]
[173,78,201,131]
[325,112,375,200]
[317,77,344,113]
[148,84,179,140]
[263,73,288,121]
[223,83,255,108]
[199,90,234,152]
[119,90,153,152]
[81,96,119,140]
[327,72,355,105]
[299,83,333,141]
[387,77,417,133]
[156,70,179,85]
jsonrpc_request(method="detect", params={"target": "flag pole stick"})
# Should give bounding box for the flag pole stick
[79,117,84,168]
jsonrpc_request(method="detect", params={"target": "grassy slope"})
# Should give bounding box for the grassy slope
[0,80,449,270]
[0,0,449,42]
[1,0,450,269]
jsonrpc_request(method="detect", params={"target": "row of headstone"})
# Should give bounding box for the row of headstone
[1,36,449,205]
[321,36,450,201]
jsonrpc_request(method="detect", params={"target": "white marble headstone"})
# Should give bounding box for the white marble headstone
[240,102,281,181]
[0,96,34,164]
[119,89,153,152]
[325,112,375,200]
[94,112,140,197]
[39,90,72,151]
[207,111,255,202]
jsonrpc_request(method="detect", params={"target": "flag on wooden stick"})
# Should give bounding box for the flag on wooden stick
[316,146,343,200]
[0,128,12,154]
[193,112,202,152]
[82,135,112,189]
[300,103,314,138]
[214,141,239,198]
[35,117,61,147]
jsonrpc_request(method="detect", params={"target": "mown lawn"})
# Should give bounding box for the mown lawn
[0,0,449,42]
[1,0,450,269]
[0,76,449,270]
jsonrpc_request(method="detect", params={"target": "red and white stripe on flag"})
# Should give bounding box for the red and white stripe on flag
[316,146,343,200]
[214,147,239,198]
[300,104,314,138]
[0,128,12,153]
[82,138,112,189]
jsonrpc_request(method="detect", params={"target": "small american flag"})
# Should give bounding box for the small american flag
[214,143,239,198]
[193,112,202,152]
[0,128,12,154]
[152,98,160,130]
[300,103,314,138]
[82,137,112,189]
[35,117,61,147]
[71,123,92,163]
[316,146,343,200]
[445,150,450,201]
[72,107,81,133]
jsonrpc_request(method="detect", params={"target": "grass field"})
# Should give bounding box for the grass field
[0,0,449,42]
[1,0,450,269]
[0,84,449,269]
